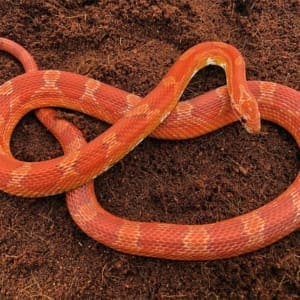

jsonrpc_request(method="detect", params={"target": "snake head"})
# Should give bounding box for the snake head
[232,85,261,134]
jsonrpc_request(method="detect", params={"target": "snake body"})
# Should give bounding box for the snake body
[0,38,299,260]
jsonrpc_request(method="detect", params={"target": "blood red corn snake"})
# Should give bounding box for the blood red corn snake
[0,37,299,260]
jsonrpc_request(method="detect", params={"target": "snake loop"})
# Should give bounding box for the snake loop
[0,38,299,260]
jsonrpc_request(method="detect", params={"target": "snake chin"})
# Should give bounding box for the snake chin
[232,104,261,135]
[242,116,261,134]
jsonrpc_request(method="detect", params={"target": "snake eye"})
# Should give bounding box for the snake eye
[241,115,247,124]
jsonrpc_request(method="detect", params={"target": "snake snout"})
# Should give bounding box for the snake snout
[237,94,261,134]
[232,103,261,134]
[243,114,261,134]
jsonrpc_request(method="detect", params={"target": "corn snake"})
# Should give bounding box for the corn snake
[0,37,299,260]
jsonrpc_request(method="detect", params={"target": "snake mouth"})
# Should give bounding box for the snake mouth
[232,102,261,135]
[241,115,261,134]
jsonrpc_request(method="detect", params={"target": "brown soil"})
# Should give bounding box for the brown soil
[0,0,299,299]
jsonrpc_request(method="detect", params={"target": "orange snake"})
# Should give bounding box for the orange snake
[0,38,299,260]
